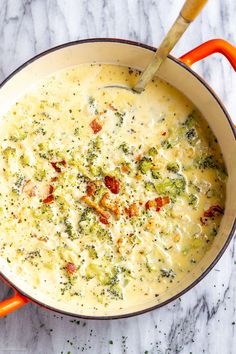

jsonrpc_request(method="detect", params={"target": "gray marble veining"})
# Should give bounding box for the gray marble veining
[0,0,236,353]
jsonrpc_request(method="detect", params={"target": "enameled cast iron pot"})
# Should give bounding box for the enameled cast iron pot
[0,38,236,319]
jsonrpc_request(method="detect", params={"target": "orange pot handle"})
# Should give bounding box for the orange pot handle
[180,39,236,70]
[0,290,28,317]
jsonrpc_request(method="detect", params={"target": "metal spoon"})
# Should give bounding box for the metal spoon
[104,0,208,93]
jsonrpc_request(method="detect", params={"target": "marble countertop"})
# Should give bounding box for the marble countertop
[0,0,235,353]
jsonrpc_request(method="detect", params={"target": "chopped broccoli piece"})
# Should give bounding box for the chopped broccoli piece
[138,157,153,174]
[160,268,176,279]
[64,218,77,240]
[151,169,161,179]
[89,164,102,177]
[119,143,129,154]
[155,174,186,200]
[79,208,94,222]
[107,285,123,300]
[188,193,198,207]
[12,175,25,194]
[88,96,95,105]
[161,140,172,149]
[74,127,80,136]
[115,111,125,127]
[34,169,46,182]
[148,147,158,157]
[144,181,155,192]
[196,155,218,169]
[186,128,197,143]
[3,147,16,160]
[86,245,98,259]
[184,110,198,127]
[167,162,180,173]
[97,229,112,243]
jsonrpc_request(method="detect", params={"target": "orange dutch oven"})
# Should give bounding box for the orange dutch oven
[0,38,236,319]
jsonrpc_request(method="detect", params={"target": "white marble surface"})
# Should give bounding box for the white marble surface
[0,0,235,353]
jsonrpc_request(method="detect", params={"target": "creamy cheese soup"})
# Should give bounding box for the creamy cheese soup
[0,64,226,312]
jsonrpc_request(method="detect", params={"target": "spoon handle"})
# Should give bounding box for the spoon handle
[181,0,208,22]
[133,0,208,93]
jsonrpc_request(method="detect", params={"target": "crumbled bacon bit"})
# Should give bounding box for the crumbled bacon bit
[104,176,120,194]
[162,196,170,205]
[66,262,76,274]
[145,196,170,211]
[51,162,61,172]
[51,177,58,182]
[203,205,224,218]
[99,216,109,225]
[125,203,139,217]
[162,131,167,136]
[155,197,163,209]
[86,181,97,196]
[51,160,66,173]
[43,194,54,204]
[48,185,54,194]
[145,200,156,210]
[90,118,102,134]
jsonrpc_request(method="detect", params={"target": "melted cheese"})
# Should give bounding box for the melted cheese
[0,64,226,312]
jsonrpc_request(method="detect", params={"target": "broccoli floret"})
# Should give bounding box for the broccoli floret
[12,175,25,194]
[148,147,158,157]
[188,193,198,207]
[86,245,98,259]
[34,169,46,182]
[3,147,16,160]
[186,128,198,143]
[74,127,80,136]
[97,227,113,243]
[89,164,102,177]
[107,285,123,300]
[151,169,161,179]
[197,155,218,169]
[88,96,95,105]
[115,111,125,127]
[80,208,94,222]
[119,143,129,154]
[155,174,186,200]
[160,268,176,279]
[64,218,77,240]
[138,157,153,174]
[184,110,198,127]
[167,162,180,173]
[161,140,172,149]
[144,181,155,192]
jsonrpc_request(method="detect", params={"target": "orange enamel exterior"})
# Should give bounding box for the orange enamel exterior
[180,39,236,70]
[0,38,235,318]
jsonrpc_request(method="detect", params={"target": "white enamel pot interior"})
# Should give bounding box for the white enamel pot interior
[0,39,235,319]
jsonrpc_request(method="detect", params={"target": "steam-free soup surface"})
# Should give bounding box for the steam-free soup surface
[0,64,226,313]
